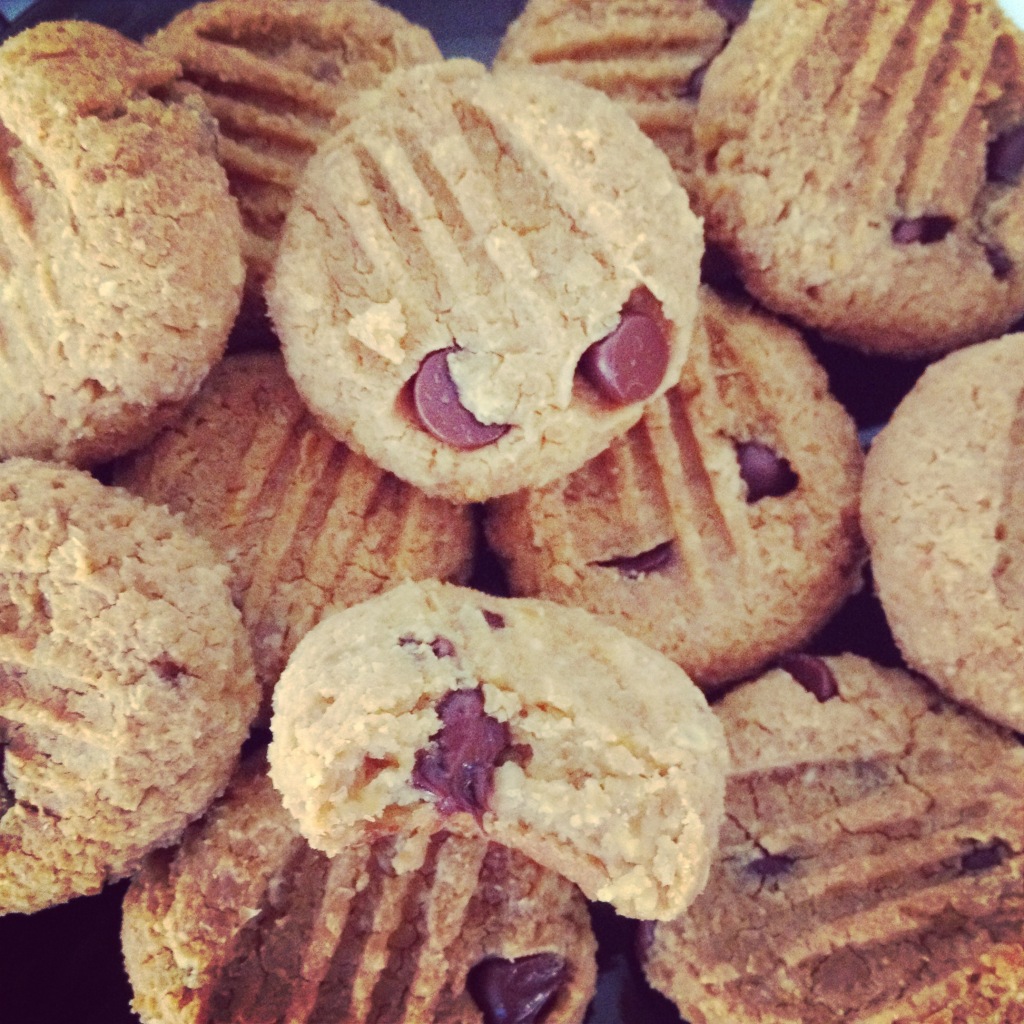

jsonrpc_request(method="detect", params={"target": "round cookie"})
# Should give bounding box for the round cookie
[485,287,866,692]
[122,755,598,1024]
[495,0,741,189]
[691,0,1024,357]
[861,332,1024,733]
[145,0,442,305]
[267,58,704,503]
[641,654,1024,1024]
[268,579,728,922]
[0,459,258,915]
[113,350,476,723]
[0,20,244,466]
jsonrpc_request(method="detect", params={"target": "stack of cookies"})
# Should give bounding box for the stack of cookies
[0,1,1021,1023]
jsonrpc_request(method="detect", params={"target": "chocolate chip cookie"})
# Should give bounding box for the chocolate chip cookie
[267,58,703,502]
[268,579,728,922]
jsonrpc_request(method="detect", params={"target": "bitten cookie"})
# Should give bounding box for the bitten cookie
[861,332,1024,733]
[113,351,475,723]
[122,755,597,1024]
[641,654,1024,1024]
[485,288,865,692]
[0,20,244,466]
[495,0,743,189]
[692,0,1024,357]
[145,0,442,303]
[0,459,258,915]
[268,58,703,503]
[268,579,728,922]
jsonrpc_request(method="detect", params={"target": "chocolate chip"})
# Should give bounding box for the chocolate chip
[150,656,186,685]
[411,348,510,450]
[595,540,675,579]
[466,953,569,1024]
[748,852,796,881]
[578,309,670,406]
[399,635,457,659]
[708,0,754,25]
[411,687,515,820]
[778,653,840,702]
[891,216,954,245]
[985,244,1013,280]
[987,124,1024,184]
[735,440,798,501]
[959,839,1011,874]
[482,610,506,630]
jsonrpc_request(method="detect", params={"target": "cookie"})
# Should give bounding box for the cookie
[861,332,1024,733]
[691,0,1024,357]
[0,20,244,466]
[113,350,476,722]
[122,754,598,1024]
[267,58,704,503]
[145,0,442,305]
[641,653,1024,1024]
[485,287,865,692]
[268,579,728,922]
[0,459,258,915]
[495,0,742,189]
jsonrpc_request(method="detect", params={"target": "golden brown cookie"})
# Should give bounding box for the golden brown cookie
[861,332,1024,733]
[268,58,704,503]
[0,20,243,466]
[145,0,442,306]
[122,755,598,1024]
[641,654,1024,1024]
[692,0,1024,357]
[268,579,728,922]
[113,350,475,722]
[0,459,258,915]
[495,0,739,189]
[485,288,865,692]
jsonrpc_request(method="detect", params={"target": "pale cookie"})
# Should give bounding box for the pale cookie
[861,332,1024,733]
[145,0,442,304]
[485,288,865,692]
[692,0,1024,357]
[113,351,475,723]
[0,20,244,466]
[641,654,1024,1024]
[268,58,703,503]
[122,755,597,1024]
[0,459,258,915]
[495,0,745,189]
[268,579,728,922]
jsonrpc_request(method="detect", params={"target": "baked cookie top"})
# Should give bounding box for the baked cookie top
[642,653,1024,1024]
[268,579,728,922]
[0,20,244,466]
[0,459,258,914]
[861,331,1024,733]
[268,58,703,503]
[122,755,597,1024]
[485,287,866,691]
[692,0,1024,357]
[145,0,442,299]
[114,350,476,724]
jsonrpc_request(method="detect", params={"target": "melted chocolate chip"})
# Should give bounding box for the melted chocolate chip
[748,852,796,881]
[959,839,1011,874]
[987,124,1024,184]
[482,610,506,630]
[778,653,840,702]
[578,310,669,405]
[891,216,954,245]
[595,540,675,579]
[735,440,798,501]
[411,348,510,450]
[708,0,754,25]
[411,687,515,819]
[466,953,569,1024]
